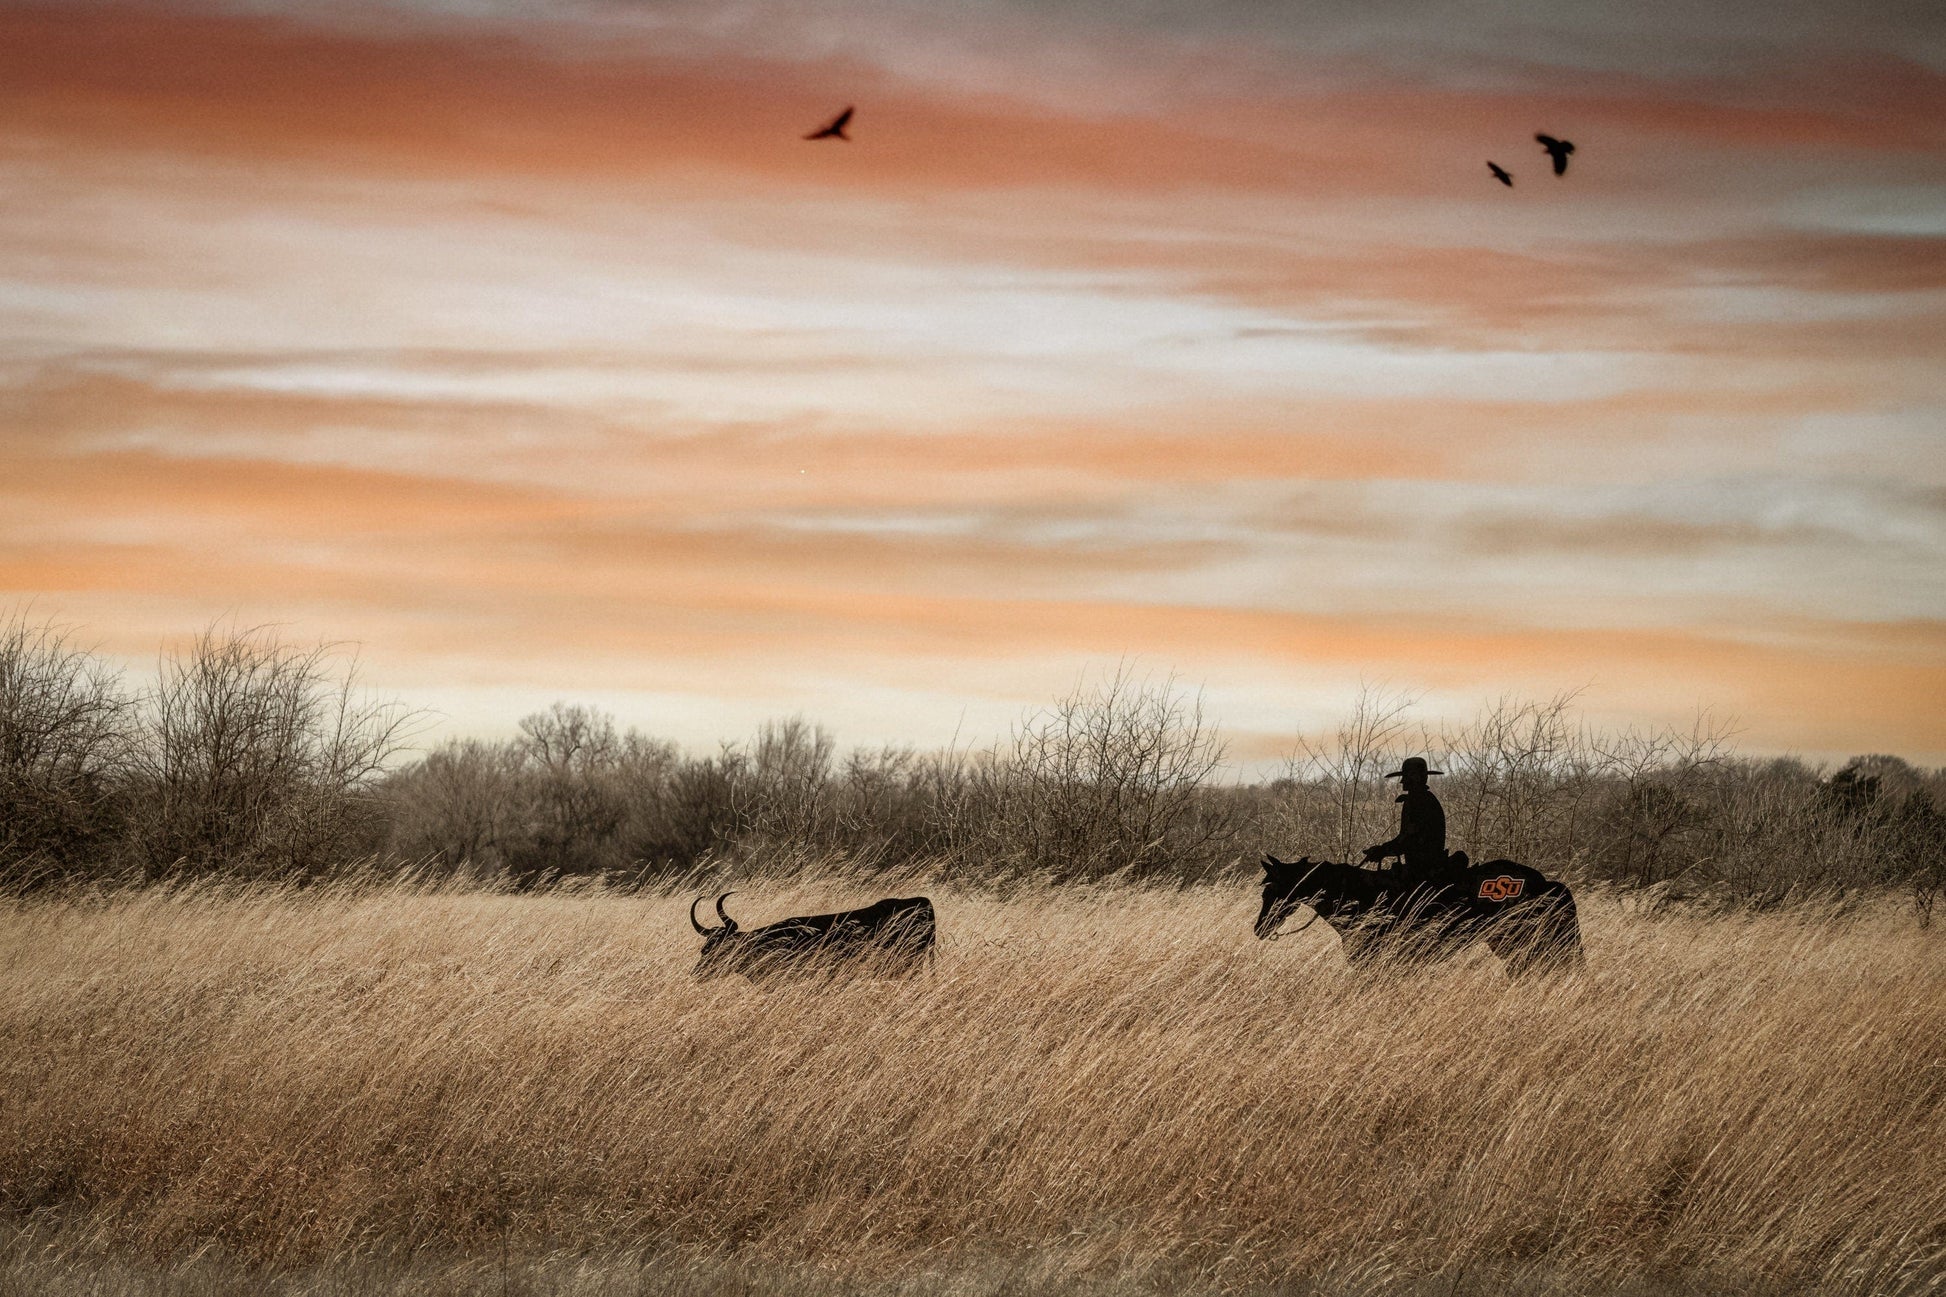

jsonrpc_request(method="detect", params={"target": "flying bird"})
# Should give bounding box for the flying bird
[1487,161,1513,187]
[804,106,854,141]
[1535,133,1574,176]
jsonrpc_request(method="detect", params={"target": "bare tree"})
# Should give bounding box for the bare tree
[0,615,129,886]
[1000,666,1232,881]
[127,627,415,880]
[505,703,628,886]
[1436,692,1600,866]
[381,738,524,876]
[737,716,838,846]
[1588,716,1734,889]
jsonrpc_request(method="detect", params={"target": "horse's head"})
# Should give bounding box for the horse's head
[1256,854,1336,939]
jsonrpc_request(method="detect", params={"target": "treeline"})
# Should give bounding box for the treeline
[2,616,1942,914]
[0,620,409,885]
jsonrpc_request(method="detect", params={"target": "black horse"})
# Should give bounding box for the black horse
[1255,854,1584,976]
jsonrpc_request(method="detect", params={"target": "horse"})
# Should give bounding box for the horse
[1254,853,1585,976]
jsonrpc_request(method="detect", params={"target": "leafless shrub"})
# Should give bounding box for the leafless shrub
[1434,692,1601,866]
[0,615,129,887]
[377,682,1928,905]
[987,665,1235,882]
[816,744,959,870]
[1760,755,1946,909]
[1916,855,1943,929]
[1581,716,1735,888]
[631,744,743,874]
[125,627,415,881]
[381,737,526,878]
[386,706,702,887]
[505,702,632,885]
[736,716,839,847]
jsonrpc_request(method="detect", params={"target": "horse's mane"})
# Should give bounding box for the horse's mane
[1267,856,1392,907]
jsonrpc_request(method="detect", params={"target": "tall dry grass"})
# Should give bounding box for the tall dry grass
[2,872,1941,1295]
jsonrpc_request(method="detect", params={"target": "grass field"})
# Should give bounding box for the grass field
[2,874,1941,1295]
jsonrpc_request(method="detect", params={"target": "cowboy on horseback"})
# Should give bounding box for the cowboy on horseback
[1362,756,1461,886]
[1258,759,1587,973]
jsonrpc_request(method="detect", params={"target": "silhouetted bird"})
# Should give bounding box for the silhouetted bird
[1535,133,1574,175]
[1487,161,1513,187]
[805,106,854,141]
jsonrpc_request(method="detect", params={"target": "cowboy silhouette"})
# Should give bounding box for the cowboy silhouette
[1363,757,1456,884]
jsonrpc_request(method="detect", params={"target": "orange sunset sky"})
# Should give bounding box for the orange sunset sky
[3,0,1944,767]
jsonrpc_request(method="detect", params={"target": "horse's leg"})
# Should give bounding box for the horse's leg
[1487,919,1542,977]
[1367,907,1463,973]
[1339,931,1391,979]
[1488,887,1584,977]
[1340,918,1411,975]
[1539,885,1588,971]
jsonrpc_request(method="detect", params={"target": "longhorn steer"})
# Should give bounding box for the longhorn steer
[688,892,936,980]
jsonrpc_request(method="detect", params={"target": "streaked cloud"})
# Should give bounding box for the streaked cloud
[2,0,1943,763]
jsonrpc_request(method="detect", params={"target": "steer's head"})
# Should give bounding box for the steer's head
[690,891,742,979]
[1256,855,1329,939]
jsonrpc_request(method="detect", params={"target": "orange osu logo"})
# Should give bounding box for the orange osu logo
[1479,875,1525,902]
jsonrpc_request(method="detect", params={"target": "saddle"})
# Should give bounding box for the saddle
[1399,853,1541,906]
[1382,852,1538,909]
[1382,849,1470,884]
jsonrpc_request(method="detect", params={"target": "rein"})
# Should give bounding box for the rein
[1265,909,1319,940]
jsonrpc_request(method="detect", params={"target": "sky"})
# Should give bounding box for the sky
[2,0,1944,767]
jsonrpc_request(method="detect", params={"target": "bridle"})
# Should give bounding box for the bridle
[1262,859,1327,941]
[1264,907,1320,940]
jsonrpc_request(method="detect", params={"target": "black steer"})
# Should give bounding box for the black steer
[1255,854,1584,976]
[689,892,936,980]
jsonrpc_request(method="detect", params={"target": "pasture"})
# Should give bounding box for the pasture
[2,874,1941,1295]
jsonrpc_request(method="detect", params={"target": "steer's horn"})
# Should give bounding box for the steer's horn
[689,896,712,935]
[715,891,739,933]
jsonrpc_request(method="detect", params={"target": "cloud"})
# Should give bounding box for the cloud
[7,3,1944,200]
[5,0,1945,760]
[0,6,1294,194]
[10,3,1945,383]
[135,0,1946,86]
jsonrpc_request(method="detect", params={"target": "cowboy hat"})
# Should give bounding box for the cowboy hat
[1383,756,1443,779]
